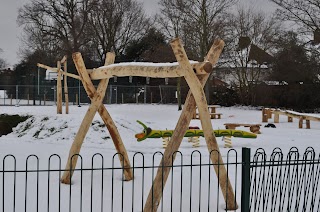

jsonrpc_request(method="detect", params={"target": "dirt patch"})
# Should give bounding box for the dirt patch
[0,114,30,136]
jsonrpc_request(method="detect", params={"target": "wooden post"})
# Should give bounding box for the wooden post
[306,119,310,129]
[56,61,63,114]
[10,94,12,105]
[44,94,46,106]
[262,108,268,122]
[274,112,280,123]
[144,39,237,211]
[267,108,272,118]
[75,94,78,105]
[27,94,30,105]
[61,52,133,184]
[288,116,293,122]
[122,93,124,104]
[299,117,303,128]
[63,60,69,114]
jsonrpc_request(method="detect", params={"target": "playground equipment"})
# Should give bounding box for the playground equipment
[262,108,320,129]
[57,38,237,210]
[37,56,73,114]
[135,120,257,148]
[193,105,222,119]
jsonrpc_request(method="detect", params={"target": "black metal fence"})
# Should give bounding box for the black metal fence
[0,147,319,211]
[0,85,190,106]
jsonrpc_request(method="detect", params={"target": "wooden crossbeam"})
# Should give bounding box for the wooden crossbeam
[37,63,81,80]
[89,62,212,79]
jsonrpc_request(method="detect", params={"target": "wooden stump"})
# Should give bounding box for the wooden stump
[306,119,311,129]
[267,109,272,118]
[262,108,268,122]
[274,113,280,123]
[299,117,303,128]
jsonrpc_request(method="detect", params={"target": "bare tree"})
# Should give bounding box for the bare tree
[224,7,282,105]
[18,0,96,57]
[158,0,237,104]
[158,0,237,59]
[88,0,150,64]
[0,48,7,69]
[269,0,320,34]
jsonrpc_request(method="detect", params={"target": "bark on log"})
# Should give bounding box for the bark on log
[89,62,212,80]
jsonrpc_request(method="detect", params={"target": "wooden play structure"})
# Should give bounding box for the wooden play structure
[223,123,261,148]
[56,38,238,210]
[262,108,320,129]
[224,123,261,134]
[193,105,222,119]
[37,56,73,114]
[135,120,257,148]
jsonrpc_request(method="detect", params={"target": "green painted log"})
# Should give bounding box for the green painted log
[135,120,257,142]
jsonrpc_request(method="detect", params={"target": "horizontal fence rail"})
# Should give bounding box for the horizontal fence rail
[1,147,320,211]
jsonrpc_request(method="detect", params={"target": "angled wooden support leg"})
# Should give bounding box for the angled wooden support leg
[171,38,237,210]
[61,52,133,184]
[144,39,237,211]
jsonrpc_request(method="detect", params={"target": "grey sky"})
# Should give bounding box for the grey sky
[0,0,277,68]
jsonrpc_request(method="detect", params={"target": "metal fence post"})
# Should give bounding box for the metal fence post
[109,85,113,104]
[15,85,19,106]
[144,85,147,104]
[241,147,251,212]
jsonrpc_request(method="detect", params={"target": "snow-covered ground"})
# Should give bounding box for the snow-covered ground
[0,104,319,211]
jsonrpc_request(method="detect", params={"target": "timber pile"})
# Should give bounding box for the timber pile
[262,108,320,129]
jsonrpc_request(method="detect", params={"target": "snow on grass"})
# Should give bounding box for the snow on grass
[0,104,320,211]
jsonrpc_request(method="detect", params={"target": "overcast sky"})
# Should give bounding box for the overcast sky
[0,0,277,68]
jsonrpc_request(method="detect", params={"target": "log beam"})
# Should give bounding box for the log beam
[37,63,81,80]
[89,62,212,80]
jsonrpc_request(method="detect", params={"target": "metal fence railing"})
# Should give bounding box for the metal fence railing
[0,147,319,211]
[242,147,320,212]
[0,85,190,106]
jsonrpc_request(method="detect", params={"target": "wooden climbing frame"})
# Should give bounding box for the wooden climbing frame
[37,56,71,114]
[48,38,237,211]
